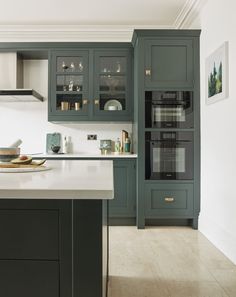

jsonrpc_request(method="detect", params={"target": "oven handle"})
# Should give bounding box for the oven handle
[146,140,192,143]
[151,101,187,106]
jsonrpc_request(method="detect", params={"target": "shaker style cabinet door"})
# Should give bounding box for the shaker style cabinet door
[144,39,194,88]
[109,160,136,218]
[49,50,89,121]
[93,49,133,121]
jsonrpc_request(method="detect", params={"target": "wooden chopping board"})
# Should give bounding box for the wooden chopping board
[0,162,51,173]
[0,163,42,169]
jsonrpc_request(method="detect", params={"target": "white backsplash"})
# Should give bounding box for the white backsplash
[0,59,132,154]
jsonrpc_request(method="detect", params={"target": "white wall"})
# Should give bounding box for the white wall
[0,60,132,154]
[188,0,236,264]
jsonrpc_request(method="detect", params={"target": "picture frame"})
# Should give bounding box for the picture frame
[206,41,229,104]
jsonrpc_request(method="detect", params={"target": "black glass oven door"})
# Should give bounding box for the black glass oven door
[149,132,193,180]
[145,91,193,128]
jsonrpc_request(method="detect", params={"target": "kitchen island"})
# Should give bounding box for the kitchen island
[0,160,114,297]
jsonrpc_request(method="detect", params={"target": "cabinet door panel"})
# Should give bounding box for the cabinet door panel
[93,49,133,121]
[49,50,89,120]
[0,260,59,297]
[145,39,193,88]
[0,209,58,259]
[109,160,136,217]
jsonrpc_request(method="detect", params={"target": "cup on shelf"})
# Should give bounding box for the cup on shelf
[61,101,69,111]
[75,102,80,111]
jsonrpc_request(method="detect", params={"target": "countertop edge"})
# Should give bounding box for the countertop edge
[32,153,138,159]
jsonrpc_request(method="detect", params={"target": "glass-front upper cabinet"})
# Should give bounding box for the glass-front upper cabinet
[49,51,89,120]
[93,50,133,120]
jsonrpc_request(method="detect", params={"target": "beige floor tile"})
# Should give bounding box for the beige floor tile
[168,281,229,297]
[190,243,236,270]
[109,276,170,297]
[108,226,236,297]
[210,269,236,297]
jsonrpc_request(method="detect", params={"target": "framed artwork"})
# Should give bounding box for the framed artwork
[206,41,229,104]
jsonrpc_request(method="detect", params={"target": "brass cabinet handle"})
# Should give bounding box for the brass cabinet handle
[94,99,100,105]
[164,197,175,203]
[145,69,151,76]
[83,99,88,105]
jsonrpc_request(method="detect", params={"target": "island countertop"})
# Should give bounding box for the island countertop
[0,160,114,200]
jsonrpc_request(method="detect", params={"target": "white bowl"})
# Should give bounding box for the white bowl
[108,105,118,111]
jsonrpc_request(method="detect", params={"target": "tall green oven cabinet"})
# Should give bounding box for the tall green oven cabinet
[132,30,201,229]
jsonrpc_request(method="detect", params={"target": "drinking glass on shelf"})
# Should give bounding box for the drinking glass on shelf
[116,62,121,72]
[69,80,74,91]
[70,62,75,72]
[62,61,69,72]
[78,62,83,72]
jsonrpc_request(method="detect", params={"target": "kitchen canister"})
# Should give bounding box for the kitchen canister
[124,137,131,153]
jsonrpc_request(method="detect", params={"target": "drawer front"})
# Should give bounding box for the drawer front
[0,260,59,297]
[0,210,59,259]
[145,183,194,217]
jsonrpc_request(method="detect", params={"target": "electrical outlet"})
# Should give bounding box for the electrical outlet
[87,134,97,140]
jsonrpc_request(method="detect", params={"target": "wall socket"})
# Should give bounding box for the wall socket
[87,134,97,140]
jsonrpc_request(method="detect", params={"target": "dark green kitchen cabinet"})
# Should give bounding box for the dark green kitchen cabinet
[0,200,71,297]
[132,30,201,229]
[0,199,108,297]
[109,159,136,221]
[93,50,133,120]
[48,46,133,122]
[49,50,90,120]
[144,39,194,88]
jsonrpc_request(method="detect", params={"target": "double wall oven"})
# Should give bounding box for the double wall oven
[145,91,194,180]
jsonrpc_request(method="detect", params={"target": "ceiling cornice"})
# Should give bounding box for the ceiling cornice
[0,25,174,42]
[0,0,206,42]
[174,0,207,28]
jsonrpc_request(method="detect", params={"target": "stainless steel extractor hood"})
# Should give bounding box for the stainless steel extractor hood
[0,53,44,102]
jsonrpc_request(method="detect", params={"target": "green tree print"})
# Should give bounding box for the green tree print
[208,61,223,98]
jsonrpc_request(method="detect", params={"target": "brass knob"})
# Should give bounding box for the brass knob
[94,99,100,105]
[164,197,175,203]
[83,99,88,105]
[145,69,151,76]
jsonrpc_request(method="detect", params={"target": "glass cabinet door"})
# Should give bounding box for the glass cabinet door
[93,50,132,119]
[50,51,89,117]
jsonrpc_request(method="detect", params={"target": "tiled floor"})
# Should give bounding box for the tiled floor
[108,226,236,297]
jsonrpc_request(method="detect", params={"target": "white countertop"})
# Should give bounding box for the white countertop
[33,152,137,159]
[0,160,114,200]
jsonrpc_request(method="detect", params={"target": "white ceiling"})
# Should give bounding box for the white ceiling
[0,0,203,41]
[0,0,190,26]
